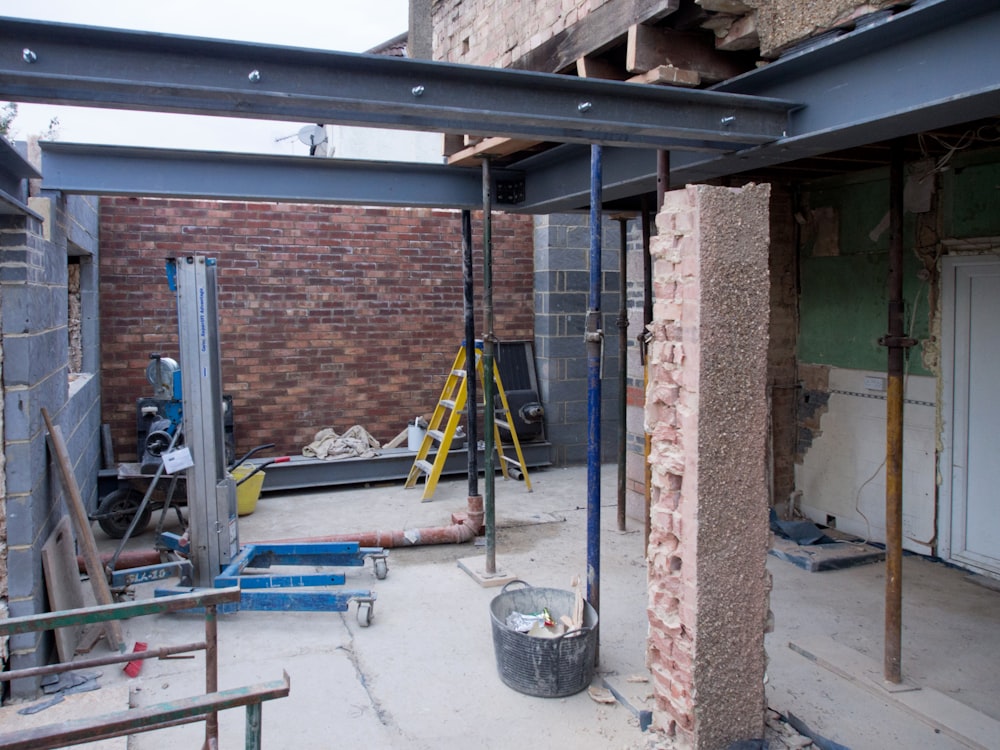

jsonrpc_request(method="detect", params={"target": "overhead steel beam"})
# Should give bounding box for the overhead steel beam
[516,0,1000,212]
[38,142,521,210]
[0,17,794,152]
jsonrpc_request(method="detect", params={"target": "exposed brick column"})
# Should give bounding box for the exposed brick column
[645,183,771,749]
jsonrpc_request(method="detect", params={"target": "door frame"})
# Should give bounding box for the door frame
[938,252,1000,575]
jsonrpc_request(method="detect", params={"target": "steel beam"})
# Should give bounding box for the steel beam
[38,142,513,209]
[0,17,793,152]
[516,0,1000,211]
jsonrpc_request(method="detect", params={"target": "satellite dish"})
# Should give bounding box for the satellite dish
[298,124,327,152]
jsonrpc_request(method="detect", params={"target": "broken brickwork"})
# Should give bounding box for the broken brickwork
[645,183,771,748]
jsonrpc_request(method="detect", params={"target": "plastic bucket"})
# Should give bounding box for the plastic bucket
[489,580,598,698]
[231,465,265,516]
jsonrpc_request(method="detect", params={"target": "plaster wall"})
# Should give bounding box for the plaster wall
[796,366,935,554]
[646,183,771,748]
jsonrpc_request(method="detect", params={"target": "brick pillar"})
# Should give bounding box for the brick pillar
[645,183,771,749]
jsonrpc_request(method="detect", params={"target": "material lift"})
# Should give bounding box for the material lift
[128,255,385,624]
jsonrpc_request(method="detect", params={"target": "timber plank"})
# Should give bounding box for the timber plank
[511,0,680,74]
[626,23,747,81]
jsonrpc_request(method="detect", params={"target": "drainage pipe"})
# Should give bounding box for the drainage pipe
[615,214,629,533]
[481,157,497,575]
[89,503,486,574]
[882,140,911,684]
[586,144,604,655]
[462,208,481,510]
[259,496,485,549]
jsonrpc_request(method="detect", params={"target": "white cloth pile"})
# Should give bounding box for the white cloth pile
[303,425,381,460]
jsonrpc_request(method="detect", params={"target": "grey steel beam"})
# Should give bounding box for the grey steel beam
[516,0,1000,212]
[39,142,519,209]
[0,17,793,152]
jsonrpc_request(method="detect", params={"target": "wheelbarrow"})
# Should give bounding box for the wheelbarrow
[93,443,288,539]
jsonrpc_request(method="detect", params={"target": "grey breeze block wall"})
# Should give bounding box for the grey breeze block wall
[533,212,643,468]
[2,186,101,700]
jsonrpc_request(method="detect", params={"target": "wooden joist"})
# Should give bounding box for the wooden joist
[627,64,700,87]
[447,136,542,167]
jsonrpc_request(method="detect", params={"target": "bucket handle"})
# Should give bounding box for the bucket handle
[554,626,592,648]
[500,579,532,593]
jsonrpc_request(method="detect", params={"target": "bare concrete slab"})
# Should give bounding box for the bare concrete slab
[789,636,1000,750]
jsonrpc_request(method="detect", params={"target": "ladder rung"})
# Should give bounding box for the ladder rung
[414,460,434,475]
[440,399,457,409]
[451,370,467,377]
[427,429,446,442]
[494,419,511,430]
[499,455,522,467]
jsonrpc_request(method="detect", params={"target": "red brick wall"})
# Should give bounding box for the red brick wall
[99,197,534,461]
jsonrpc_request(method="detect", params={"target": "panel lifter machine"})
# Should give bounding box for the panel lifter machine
[141,256,385,626]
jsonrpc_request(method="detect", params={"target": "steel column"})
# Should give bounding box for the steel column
[482,158,497,575]
[883,140,906,684]
[586,145,603,658]
[616,215,629,533]
[462,209,479,500]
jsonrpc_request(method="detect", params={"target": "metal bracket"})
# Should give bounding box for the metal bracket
[495,178,526,204]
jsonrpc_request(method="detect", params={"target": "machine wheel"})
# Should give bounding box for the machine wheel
[357,601,373,627]
[373,557,388,580]
[96,488,152,539]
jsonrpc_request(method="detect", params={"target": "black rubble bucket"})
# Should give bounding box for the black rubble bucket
[489,580,598,698]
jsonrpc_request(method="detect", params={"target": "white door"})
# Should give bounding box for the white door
[942,254,1000,575]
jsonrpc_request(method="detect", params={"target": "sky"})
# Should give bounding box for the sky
[1,0,410,154]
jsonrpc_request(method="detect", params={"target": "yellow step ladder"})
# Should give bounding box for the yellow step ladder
[405,344,532,501]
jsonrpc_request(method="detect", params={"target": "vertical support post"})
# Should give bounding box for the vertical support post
[462,209,479,500]
[172,256,237,588]
[481,158,497,575]
[616,216,629,532]
[640,202,653,554]
[245,703,263,750]
[586,144,603,655]
[205,603,219,748]
[884,141,906,684]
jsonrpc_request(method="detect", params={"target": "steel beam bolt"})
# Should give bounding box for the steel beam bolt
[411,85,425,97]
[248,70,261,83]
[720,115,736,126]
[22,48,37,63]
[578,101,593,113]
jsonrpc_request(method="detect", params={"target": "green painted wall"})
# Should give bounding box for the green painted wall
[798,150,1000,377]
[799,170,932,376]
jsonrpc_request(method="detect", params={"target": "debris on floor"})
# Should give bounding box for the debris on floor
[17,671,102,715]
[769,509,884,573]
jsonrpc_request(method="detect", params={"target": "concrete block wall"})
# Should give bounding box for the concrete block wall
[1,188,101,698]
[98,198,535,461]
[645,183,771,748]
[533,213,629,465]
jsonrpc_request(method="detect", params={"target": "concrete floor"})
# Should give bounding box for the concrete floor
[3,464,999,749]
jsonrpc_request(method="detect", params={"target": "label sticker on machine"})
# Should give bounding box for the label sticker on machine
[162,446,194,473]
